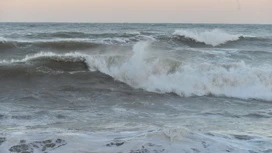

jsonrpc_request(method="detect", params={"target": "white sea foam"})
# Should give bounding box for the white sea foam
[0,128,268,153]
[173,29,240,46]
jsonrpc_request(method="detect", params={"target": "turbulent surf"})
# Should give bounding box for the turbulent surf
[0,23,272,153]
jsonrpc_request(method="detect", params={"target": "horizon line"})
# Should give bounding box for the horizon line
[0,21,271,25]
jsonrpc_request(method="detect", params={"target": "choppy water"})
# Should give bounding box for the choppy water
[0,23,272,153]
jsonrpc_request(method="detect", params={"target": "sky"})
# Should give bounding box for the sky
[0,0,271,24]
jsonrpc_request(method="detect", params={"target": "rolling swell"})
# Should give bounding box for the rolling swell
[25,32,89,39]
[0,40,104,50]
[0,52,89,78]
[34,41,101,50]
[11,31,141,39]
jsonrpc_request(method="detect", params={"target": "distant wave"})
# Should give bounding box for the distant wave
[173,29,240,46]
[34,40,102,50]
[23,32,90,39]
[1,30,271,51]
[1,41,272,101]
[171,29,272,48]
[169,35,271,48]
[17,31,141,39]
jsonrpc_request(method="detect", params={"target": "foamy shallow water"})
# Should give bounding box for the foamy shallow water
[1,127,272,153]
[1,95,272,153]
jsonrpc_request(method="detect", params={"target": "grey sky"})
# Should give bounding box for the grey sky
[0,0,271,24]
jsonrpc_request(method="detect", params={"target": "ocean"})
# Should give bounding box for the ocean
[0,23,272,153]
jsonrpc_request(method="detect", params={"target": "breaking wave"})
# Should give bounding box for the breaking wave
[1,41,272,101]
[85,41,272,101]
[171,29,272,47]
[173,29,240,46]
